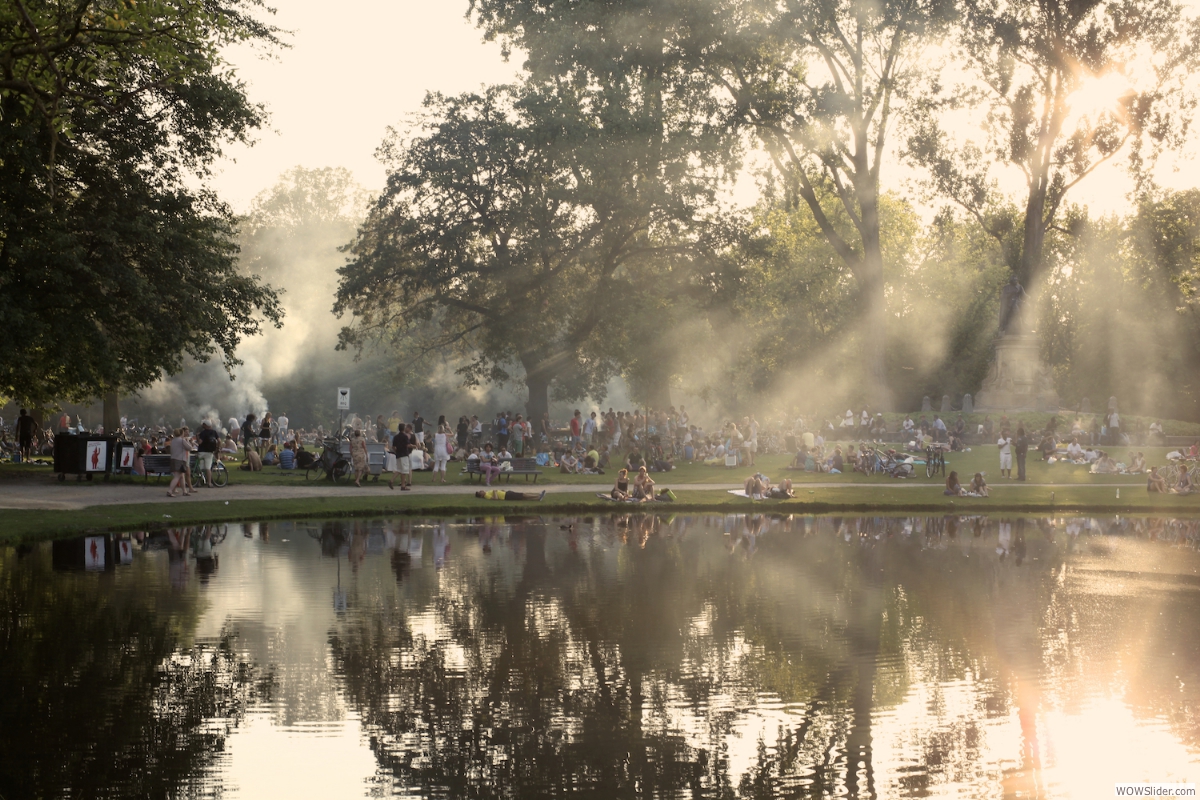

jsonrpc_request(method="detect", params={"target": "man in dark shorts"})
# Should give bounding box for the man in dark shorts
[195,421,221,487]
[389,425,413,491]
[15,409,36,461]
[475,489,547,501]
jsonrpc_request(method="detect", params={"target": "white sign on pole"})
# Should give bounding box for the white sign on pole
[337,387,351,410]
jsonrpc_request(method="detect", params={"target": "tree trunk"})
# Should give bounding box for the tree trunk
[103,390,120,435]
[521,353,552,424]
[859,193,893,411]
[1018,185,1048,287]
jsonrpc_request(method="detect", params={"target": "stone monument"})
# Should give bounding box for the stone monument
[975,276,1061,412]
[1080,397,1091,414]
[963,393,974,414]
[940,394,952,413]
[922,396,932,412]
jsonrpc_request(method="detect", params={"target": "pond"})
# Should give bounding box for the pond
[2,513,1200,799]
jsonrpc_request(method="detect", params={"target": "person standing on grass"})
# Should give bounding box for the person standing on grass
[241,414,257,461]
[167,427,193,497]
[997,428,1013,479]
[432,423,450,483]
[389,424,413,491]
[1015,424,1029,481]
[411,411,425,445]
[15,409,36,461]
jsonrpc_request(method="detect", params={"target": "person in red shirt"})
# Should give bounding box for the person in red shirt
[570,410,582,447]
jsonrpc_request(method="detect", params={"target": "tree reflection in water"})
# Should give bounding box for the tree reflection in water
[323,513,1200,799]
[5,514,1200,799]
[0,528,266,800]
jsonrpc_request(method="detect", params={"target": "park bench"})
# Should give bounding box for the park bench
[141,454,173,481]
[463,457,543,483]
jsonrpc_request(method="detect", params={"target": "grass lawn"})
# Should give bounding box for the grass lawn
[0,444,1179,489]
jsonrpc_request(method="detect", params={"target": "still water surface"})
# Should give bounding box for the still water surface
[3,513,1200,799]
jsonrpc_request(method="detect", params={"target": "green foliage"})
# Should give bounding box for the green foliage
[0,0,284,407]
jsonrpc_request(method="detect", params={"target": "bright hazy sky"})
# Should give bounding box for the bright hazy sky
[211,0,1200,217]
[212,0,519,212]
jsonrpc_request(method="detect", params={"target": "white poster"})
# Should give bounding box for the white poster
[85,440,107,472]
[119,445,135,470]
[85,536,106,571]
[337,387,351,410]
[117,539,133,565]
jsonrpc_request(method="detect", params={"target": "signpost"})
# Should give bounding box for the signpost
[337,387,350,434]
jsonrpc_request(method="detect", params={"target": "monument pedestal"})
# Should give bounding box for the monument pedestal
[975,334,1061,412]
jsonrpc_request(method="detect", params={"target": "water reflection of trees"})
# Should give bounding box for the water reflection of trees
[325,514,1200,798]
[0,536,266,800]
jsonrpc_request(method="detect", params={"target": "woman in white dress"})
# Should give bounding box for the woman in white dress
[432,423,451,483]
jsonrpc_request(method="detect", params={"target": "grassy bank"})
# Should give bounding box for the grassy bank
[3,483,1200,543]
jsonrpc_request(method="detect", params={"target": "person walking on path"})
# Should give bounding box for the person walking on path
[350,429,369,487]
[167,427,194,497]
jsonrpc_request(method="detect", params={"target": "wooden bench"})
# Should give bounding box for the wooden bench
[463,457,542,483]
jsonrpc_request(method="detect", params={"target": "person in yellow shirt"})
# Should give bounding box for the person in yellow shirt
[387,411,402,434]
[475,489,547,501]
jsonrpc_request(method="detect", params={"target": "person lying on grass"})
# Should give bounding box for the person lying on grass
[475,489,547,502]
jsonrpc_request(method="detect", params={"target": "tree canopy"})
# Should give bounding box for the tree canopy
[0,0,284,407]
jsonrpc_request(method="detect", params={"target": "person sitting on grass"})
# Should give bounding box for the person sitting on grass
[612,468,631,500]
[279,441,296,470]
[475,489,547,502]
[1128,452,1146,474]
[1172,463,1194,495]
[1038,432,1057,461]
[220,434,238,459]
[827,447,844,474]
[559,451,580,473]
[1147,466,1168,493]
[744,473,794,500]
[262,444,279,466]
[1066,438,1084,461]
[626,450,646,472]
[1090,452,1117,474]
[969,472,989,497]
[242,447,262,472]
[632,466,655,501]
[944,470,964,496]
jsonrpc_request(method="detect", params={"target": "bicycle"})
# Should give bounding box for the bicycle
[190,455,229,487]
[925,444,948,479]
[306,438,352,482]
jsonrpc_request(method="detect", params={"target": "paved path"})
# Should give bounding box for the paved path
[0,476,1150,511]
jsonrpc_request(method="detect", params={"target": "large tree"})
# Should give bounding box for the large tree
[908,0,1200,287]
[337,81,721,421]
[0,0,284,408]
[695,0,954,410]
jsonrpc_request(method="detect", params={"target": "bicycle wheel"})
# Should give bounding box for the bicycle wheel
[331,459,352,483]
[926,458,935,479]
[211,462,229,487]
[306,464,327,481]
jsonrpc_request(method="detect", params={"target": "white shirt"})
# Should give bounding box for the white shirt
[1067,442,1084,458]
[583,417,596,435]
[902,419,914,431]
[278,415,288,430]
[1109,412,1120,427]
[997,437,1012,455]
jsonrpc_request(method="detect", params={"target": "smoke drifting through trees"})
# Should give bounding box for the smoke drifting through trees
[30,0,1200,427]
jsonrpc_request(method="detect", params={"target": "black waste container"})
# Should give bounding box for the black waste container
[54,434,118,481]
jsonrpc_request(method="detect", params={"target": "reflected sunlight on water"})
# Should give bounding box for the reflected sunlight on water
[3,512,1200,798]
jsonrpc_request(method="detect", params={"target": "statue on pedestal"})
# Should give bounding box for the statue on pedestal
[999,276,1027,335]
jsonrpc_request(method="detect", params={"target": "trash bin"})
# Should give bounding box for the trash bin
[54,434,118,481]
